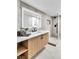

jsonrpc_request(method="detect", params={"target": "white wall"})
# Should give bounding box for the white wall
[17,0,21,30]
[41,15,52,37]
[41,15,51,30]
[17,0,48,30]
[17,0,52,30]
[17,0,61,38]
[17,0,53,38]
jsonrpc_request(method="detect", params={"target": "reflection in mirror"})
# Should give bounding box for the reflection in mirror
[22,7,42,29]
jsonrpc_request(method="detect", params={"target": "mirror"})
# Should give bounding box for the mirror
[22,7,41,29]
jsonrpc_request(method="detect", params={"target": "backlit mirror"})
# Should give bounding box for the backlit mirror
[22,7,42,29]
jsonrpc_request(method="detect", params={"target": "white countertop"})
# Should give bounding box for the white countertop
[17,30,49,43]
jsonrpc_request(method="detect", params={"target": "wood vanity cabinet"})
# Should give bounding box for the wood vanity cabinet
[27,33,48,59]
[17,33,48,59]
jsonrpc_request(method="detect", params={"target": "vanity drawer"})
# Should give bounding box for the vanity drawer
[40,33,48,47]
[43,33,48,45]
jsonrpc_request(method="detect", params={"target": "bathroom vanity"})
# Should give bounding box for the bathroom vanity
[17,31,49,59]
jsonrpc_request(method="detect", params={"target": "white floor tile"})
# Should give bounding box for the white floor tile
[49,37,58,44]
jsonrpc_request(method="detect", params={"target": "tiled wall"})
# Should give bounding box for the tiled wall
[50,16,61,38]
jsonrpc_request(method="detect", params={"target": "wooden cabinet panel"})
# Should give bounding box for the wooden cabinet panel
[40,33,48,48]
[28,33,48,59]
[17,46,28,56]
[17,42,28,59]
[28,36,41,59]
[43,33,48,45]
[17,52,28,59]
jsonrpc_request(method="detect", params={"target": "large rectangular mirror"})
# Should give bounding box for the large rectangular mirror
[22,7,42,29]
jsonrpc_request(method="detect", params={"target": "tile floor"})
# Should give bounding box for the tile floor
[49,37,58,44]
[35,37,61,59]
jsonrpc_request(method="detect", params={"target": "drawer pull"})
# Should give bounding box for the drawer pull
[41,35,43,39]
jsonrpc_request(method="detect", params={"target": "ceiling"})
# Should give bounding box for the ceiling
[21,0,61,16]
